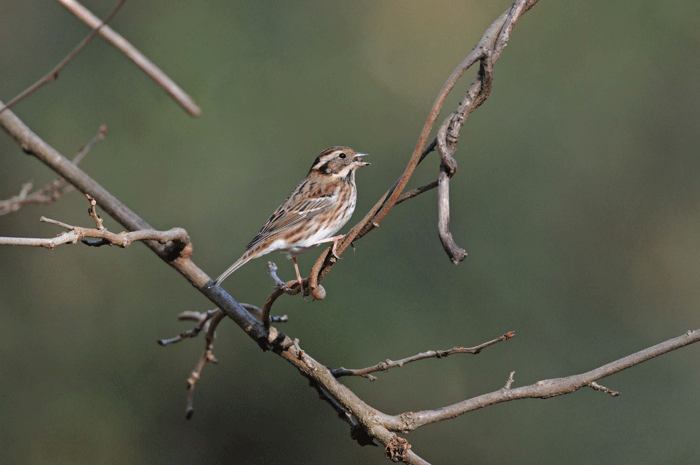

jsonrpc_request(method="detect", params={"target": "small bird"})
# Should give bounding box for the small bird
[213,146,370,291]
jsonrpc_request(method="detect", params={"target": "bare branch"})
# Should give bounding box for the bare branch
[395,180,438,206]
[378,329,700,433]
[0,125,106,216]
[331,331,515,380]
[309,0,540,289]
[262,262,326,325]
[437,161,467,263]
[157,309,222,346]
[15,3,694,462]
[85,194,104,229]
[503,371,516,390]
[163,308,287,420]
[185,309,225,419]
[241,303,289,324]
[73,124,108,164]
[56,0,201,116]
[267,261,298,295]
[0,205,191,252]
[589,381,620,397]
[158,305,287,346]
[186,346,218,419]
[0,2,125,114]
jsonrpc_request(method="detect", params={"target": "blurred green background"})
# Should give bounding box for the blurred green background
[2,1,699,464]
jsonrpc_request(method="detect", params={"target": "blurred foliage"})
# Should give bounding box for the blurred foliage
[1,1,700,464]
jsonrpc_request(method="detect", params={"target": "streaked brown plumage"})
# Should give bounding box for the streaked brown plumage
[213,147,369,290]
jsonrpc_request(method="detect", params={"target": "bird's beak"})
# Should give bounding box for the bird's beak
[354,153,370,166]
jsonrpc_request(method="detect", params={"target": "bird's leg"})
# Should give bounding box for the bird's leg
[292,258,305,295]
[330,235,343,259]
[311,234,345,259]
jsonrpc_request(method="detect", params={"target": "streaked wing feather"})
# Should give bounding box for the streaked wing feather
[246,182,338,250]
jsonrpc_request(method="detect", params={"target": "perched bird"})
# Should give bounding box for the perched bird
[213,146,370,290]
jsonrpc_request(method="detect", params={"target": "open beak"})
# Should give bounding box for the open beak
[354,153,370,166]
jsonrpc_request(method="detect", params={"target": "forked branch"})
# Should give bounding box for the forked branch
[0,125,106,216]
[6,2,695,464]
[376,329,700,434]
[305,0,540,297]
[0,194,191,255]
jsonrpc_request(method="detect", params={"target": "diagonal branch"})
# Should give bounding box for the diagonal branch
[307,0,540,296]
[0,95,273,347]
[56,0,201,116]
[1,4,543,464]
[0,125,106,216]
[15,2,691,464]
[0,2,126,114]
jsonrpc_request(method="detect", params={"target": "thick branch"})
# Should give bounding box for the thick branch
[0,99,272,350]
[14,3,688,464]
[4,91,697,463]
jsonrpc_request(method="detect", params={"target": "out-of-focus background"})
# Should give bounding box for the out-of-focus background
[2,1,699,464]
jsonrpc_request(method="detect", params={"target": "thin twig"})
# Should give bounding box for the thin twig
[267,262,297,294]
[158,307,227,418]
[331,332,515,380]
[73,124,108,164]
[0,124,106,216]
[503,371,516,390]
[186,309,225,419]
[157,310,221,346]
[380,329,700,433]
[395,180,439,206]
[85,194,104,229]
[56,0,201,116]
[589,381,620,397]
[0,222,190,250]
[307,1,539,294]
[0,2,126,114]
[242,303,289,324]
[158,305,288,347]
[261,285,303,329]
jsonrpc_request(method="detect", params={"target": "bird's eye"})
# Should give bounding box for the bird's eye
[338,152,347,159]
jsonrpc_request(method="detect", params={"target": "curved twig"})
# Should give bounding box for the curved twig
[16,3,690,464]
[307,0,540,293]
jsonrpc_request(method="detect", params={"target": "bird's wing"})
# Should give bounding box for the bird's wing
[245,179,338,250]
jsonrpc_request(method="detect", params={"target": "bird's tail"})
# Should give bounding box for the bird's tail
[213,251,255,286]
